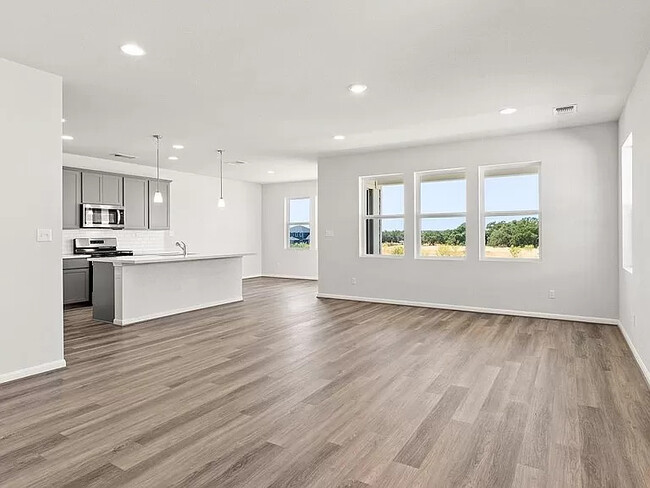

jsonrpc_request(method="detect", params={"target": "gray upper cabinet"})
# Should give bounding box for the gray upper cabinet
[82,172,102,204]
[81,172,123,205]
[101,174,123,205]
[63,167,171,230]
[124,177,149,229]
[62,169,81,229]
[148,180,170,230]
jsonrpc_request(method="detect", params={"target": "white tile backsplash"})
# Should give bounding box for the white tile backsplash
[62,229,168,255]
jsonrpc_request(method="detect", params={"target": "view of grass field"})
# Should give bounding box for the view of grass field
[379,217,540,258]
[290,242,310,249]
[381,243,539,258]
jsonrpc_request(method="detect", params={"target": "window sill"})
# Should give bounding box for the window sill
[480,257,541,263]
[415,256,466,261]
[359,254,405,259]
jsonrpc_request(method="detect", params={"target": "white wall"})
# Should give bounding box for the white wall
[63,154,262,278]
[262,180,318,279]
[318,122,619,323]
[0,59,64,383]
[618,49,650,382]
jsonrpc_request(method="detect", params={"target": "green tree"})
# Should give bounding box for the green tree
[420,223,466,246]
[485,218,539,247]
[381,230,404,243]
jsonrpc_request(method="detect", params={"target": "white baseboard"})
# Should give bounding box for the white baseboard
[316,293,618,325]
[617,321,650,388]
[243,274,262,280]
[0,359,67,385]
[115,297,243,326]
[262,274,318,281]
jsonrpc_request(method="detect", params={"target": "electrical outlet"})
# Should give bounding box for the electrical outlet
[351,277,357,285]
[37,228,52,242]
[548,289,556,299]
[325,230,334,237]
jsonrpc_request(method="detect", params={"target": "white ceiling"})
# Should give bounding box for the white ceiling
[2,0,650,183]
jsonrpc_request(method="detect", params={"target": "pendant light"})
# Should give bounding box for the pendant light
[153,134,163,203]
[217,149,226,208]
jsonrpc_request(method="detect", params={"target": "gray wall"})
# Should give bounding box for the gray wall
[262,180,318,279]
[619,48,650,382]
[318,122,619,322]
[0,59,64,382]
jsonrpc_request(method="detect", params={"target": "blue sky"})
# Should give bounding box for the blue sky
[379,174,539,232]
[289,198,310,223]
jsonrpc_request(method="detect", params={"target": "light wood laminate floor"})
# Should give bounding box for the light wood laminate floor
[1,278,649,487]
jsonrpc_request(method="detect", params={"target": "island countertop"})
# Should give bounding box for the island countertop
[89,252,253,266]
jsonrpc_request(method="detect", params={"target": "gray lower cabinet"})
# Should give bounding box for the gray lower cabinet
[148,179,170,229]
[81,171,124,205]
[124,177,149,229]
[63,169,81,229]
[63,258,90,305]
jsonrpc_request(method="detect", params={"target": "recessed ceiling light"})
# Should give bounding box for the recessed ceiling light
[168,156,179,161]
[333,135,346,140]
[499,107,517,115]
[348,83,368,94]
[61,135,74,141]
[61,118,66,123]
[172,144,184,150]
[120,43,146,56]
[267,170,275,174]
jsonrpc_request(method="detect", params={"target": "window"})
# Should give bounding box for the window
[416,169,466,258]
[622,133,633,273]
[286,197,311,249]
[360,175,404,256]
[480,162,541,260]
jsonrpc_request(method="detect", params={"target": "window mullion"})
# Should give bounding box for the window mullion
[483,210,538,218]
[418,212,467,219]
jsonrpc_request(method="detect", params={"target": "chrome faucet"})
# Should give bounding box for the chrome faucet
[175,241,187,257]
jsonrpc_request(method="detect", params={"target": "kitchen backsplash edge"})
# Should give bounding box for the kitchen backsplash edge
[62,229,167,254]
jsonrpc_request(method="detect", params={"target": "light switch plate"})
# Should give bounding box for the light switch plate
[37,228,52,242]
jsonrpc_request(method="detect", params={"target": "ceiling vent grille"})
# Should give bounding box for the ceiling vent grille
[226,160,247,165]
[111,153,137,160]
[553,104,577,115]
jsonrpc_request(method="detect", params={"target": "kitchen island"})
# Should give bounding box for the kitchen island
[90,253,249,326]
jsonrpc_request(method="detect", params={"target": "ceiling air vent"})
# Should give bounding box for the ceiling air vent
[553,104,577,115]
[226,160,247,165]
[111,153,137,160]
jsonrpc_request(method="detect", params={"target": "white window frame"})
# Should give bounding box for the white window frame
[285,197,313,250]
[359,174,405,258]
[415,168,467,260]
[622,133,633,274]
[479,161,542,262]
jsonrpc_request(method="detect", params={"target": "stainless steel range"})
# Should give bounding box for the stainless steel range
[73,237,134,257]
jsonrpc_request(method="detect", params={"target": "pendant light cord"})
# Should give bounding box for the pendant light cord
[153,134,162,191]
[218,149,224,199]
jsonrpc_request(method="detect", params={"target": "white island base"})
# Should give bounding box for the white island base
[91,254,245,326]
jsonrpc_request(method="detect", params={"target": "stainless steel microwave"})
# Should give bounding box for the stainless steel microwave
[81,204,125,229]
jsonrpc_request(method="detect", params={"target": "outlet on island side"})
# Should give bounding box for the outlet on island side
[351,277,357,285]
[548,289,556,299]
